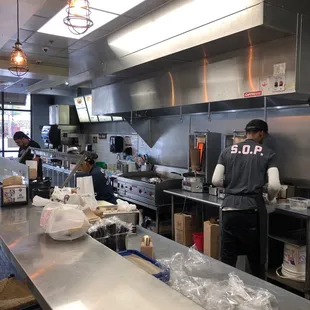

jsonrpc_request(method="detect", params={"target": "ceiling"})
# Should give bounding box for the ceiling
[0,0,170,95]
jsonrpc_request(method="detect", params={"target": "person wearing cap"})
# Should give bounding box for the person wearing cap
[13,131,43,178]
[78,152,117,204]
[212,119,281,279]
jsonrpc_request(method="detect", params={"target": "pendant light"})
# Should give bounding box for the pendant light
[8,0,29,77]
[63,0,94,35]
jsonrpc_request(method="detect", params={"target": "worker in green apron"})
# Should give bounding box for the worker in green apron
[212,119,281,278]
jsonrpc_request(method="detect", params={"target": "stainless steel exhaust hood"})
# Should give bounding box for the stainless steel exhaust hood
[70,0,310,146]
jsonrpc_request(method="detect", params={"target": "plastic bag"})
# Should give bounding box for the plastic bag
[32,195,50,207]
[158,247,278,310]
[81,194,98,211]
[51,186,72,202]
[40,202,90,241]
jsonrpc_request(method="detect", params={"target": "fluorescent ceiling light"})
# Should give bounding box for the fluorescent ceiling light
[90,0,145,14]
[38,0,145,39]
[109,0,250,54]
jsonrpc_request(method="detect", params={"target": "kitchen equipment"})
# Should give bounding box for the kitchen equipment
[190,149,200,170]
[117,172,182,209]
[41,125,80,150]
[209,186,218,196]
[188,132,221,185]
[110,136,124,153]
[182,172,205,193]
[49,104,79,125]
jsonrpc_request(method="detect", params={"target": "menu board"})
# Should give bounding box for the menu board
[84,95,99,122]
[112,116,123,121]
[98,115,112,122]
[74,97,90,123]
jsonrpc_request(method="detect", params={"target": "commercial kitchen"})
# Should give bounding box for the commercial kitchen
[1,0,310,309]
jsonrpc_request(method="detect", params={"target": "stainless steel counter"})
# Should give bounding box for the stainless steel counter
[164,188,310,218]
[164,189,222,206]
[130,227,310,310]
[0,205,309,310]
[0,205,204,310]
[164,188,310,299]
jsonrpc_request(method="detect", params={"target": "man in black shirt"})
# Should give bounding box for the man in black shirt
[212,119,281,278]
[14,131,43,179]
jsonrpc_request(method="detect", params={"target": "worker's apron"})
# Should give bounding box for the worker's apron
[221,192,267,266]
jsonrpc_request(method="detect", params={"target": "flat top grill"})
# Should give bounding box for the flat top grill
[120,172,175,184]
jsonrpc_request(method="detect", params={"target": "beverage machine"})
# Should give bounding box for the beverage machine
[182,132,222,193]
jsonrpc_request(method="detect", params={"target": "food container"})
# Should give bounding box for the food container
[288,197,308,210]
[119,250,170,283]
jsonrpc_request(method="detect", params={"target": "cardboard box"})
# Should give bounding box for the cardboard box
[174,213,193,247]
[2,176,23,187]
[203,220,219,259]
[26,160,37,180]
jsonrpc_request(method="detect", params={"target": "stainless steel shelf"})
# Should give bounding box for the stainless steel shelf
[267,268,305,293]
[269,230,306,246]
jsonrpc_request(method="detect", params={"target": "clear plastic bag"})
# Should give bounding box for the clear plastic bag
[158,247,278,310]
[40,202,90,241]
[81,194,98,211]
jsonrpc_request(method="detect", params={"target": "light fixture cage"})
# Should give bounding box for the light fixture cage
[63,0,94,35]
[9,41,29,77]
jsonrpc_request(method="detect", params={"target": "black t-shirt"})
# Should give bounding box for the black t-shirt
[218,139,277,195]
[18,140,43,178]
[218,139,277,210]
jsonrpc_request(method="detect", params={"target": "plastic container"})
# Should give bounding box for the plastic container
[288,197,308,210]
[192,232,204,252]
[119,250,170,283]
[95,233,128,252]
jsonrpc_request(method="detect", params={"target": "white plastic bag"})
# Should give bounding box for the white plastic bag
[32,195,50,207]
[51,186,72,202]
[81,194,98,211]
[40,202,90,241]
[77,176,95,195]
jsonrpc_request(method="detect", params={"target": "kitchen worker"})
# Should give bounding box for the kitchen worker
[14,131,43,179]
[212,119,281,279]
[78,151,117,204]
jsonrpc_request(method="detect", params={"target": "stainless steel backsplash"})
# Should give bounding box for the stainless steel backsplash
[82,106,310,186]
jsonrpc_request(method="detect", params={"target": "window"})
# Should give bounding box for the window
[0,93,31,157]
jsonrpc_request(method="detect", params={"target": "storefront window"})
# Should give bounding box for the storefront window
[0,93,31,156]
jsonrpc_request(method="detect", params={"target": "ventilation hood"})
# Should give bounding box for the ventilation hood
[78,0,310,147]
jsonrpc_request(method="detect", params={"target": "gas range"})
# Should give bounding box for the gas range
[117,172,182,209]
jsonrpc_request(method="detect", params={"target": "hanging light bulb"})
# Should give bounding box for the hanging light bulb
[63,0,94,35]
[9,0,29,77]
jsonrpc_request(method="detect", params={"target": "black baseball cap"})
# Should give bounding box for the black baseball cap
[81,151,98,162]
[13,131,29,140]
[245,119,268,133]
